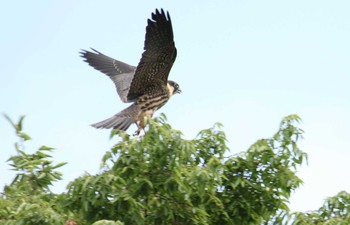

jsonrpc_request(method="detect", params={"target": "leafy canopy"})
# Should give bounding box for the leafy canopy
[3,113,347,225]
[62,114,306,224]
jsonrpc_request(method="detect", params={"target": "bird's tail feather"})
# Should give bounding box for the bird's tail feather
[91,104,139,131]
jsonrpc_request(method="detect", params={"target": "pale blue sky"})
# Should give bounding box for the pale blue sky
[1,0,350,212]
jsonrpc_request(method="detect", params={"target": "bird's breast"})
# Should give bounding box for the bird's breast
[137,92,170,112]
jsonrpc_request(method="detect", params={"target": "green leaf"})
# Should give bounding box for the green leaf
[51,162,67,169]
[3,113,19,131]
[37,173,46,179]
[37,151,51,158]
[17,115,26,131]
[18,132,31,141]
[39,145,55,151]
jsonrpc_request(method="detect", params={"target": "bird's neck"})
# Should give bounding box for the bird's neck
[166,83,175,96]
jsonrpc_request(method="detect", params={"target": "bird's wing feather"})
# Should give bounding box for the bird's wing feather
[127,9,177,101]
[80,48,136,103]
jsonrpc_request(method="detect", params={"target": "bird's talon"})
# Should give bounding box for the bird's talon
[133,130,140,136]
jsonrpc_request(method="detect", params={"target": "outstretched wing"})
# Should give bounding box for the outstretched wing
[127,9,177,101]
[80,48,136,103]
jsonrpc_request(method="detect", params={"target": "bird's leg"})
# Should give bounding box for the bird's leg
[134,116,149,136]
[140,116,149,135]
[133,122,141,136]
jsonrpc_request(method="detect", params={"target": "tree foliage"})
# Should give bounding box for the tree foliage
[1,115,67,225]
[288,191,350,225]
[1,114,348,224]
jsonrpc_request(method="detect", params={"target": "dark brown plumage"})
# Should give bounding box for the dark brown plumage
[80,9,180,135]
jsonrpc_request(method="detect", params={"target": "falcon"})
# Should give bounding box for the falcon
[80,9,180,135]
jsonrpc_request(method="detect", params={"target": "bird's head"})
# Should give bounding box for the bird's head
[167,80,181,96]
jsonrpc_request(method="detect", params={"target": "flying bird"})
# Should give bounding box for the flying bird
[80,9,180,135]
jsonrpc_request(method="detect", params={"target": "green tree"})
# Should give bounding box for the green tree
[62,114,306,224]
[287,191,350,225]
[4,113,336,225]
[1,115,67,225]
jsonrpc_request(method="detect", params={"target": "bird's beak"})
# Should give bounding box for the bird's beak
[177,89,182,94]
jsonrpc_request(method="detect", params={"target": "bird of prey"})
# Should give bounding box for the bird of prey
[80,9,180,135]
